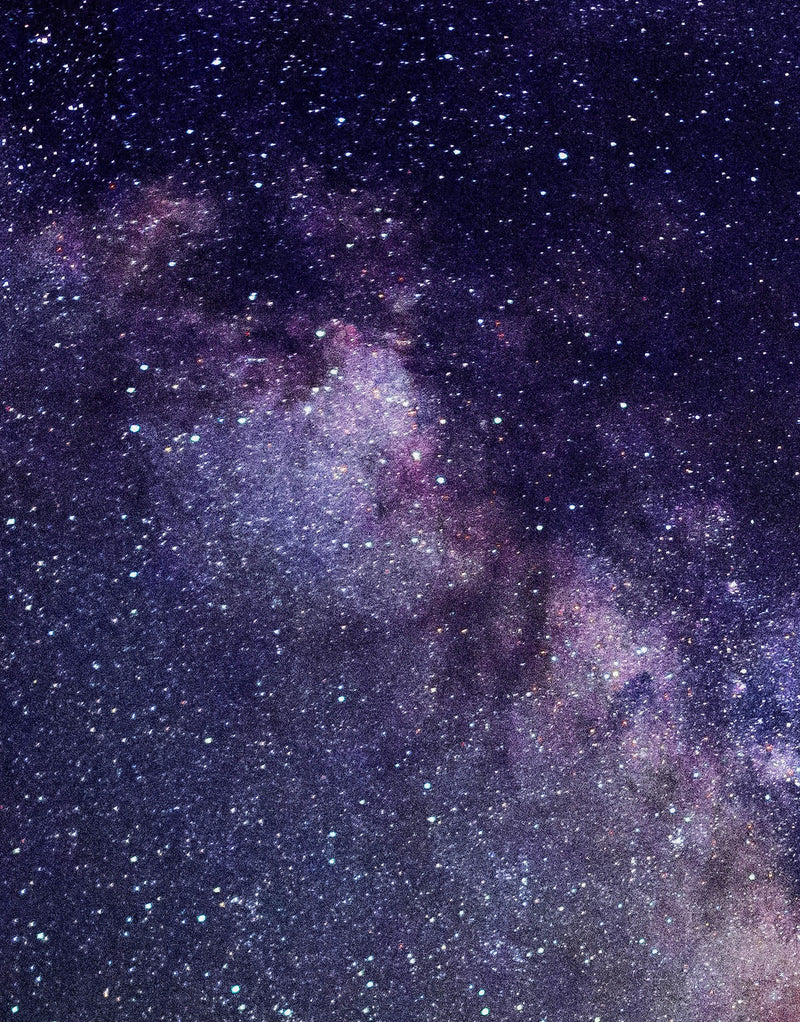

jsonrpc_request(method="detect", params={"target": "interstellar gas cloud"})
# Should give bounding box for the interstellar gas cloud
[4,2,800,1020]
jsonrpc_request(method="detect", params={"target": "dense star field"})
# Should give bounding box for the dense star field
[4,2,800,1019]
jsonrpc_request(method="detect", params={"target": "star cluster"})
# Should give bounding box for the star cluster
[3,3,800,1020]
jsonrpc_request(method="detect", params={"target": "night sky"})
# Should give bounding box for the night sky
[4,2,800,1020]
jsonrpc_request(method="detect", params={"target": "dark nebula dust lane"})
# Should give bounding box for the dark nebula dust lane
[4,2,800,1020]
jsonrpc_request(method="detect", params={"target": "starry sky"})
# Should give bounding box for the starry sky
[4,2,800,1020]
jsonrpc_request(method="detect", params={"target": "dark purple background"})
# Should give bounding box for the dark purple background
[3,2,800,1019]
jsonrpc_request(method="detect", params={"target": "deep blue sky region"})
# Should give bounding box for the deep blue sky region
[4,2,800,1020]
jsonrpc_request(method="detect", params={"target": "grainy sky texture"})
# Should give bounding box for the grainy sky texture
[4,2,800,1020]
